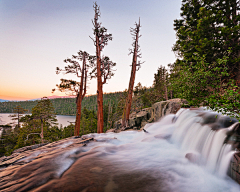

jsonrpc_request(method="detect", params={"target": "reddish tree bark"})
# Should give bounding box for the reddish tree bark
[97,47,104,133]
[54,51,91,136]
[94,4,104,133]
[123,19,142,127]
[91,2,114,133]
[75,52,87,136]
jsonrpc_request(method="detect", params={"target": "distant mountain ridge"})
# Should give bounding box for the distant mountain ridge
[46,95,76,99]
[0,92,123,115]
[0,96,76,102]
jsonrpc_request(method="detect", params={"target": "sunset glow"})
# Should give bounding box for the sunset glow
[0,0,181,101]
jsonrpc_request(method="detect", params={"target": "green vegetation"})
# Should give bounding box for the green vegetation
[0,94,127,156]
[169,0,240,119]
[0,127,15,156]
[0,99,96,156]
[0,92,123,115]
[0,86,165,157]
[31,97,58,143]
[8,105,28,128]
[0,100,37,114]
[54,50,95,136]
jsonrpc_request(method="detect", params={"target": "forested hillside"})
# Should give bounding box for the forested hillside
[0,92,123,115]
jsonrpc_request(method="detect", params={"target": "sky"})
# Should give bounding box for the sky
[0,0,182,101]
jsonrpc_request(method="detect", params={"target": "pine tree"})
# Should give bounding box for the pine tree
[173,0,240,86]
[171,0,240,117]
[54,50,94,136]
[90,2,116,133]
[31,97,57,143]
[0,129,7,156]
[123,19,143,127]
[8,105,27,128]
[153,66,169,101]
[0,127,18,156]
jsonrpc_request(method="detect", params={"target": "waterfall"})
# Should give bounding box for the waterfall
[1,108,240,192]
[171,108,239,177]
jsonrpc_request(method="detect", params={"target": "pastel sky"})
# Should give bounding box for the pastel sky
[0,0,181,101]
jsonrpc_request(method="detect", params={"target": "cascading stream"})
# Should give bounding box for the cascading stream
[171,108,239,176]
[0,108,240,192]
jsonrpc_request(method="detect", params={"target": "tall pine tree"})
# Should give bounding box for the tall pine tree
[173,0,240,85]
[171,0,240,117]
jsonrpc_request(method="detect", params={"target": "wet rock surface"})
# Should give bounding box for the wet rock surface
[0,137,89,191]
[151,98,187,122]
[229,152,240,185]
[113,98,187,132]
[0,135,168,192]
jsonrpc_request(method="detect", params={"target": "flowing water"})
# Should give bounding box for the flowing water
[1,108,240,191]
[82,108,240,191]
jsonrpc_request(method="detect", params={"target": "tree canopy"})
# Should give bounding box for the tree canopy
[8,105,27,128]
[170,0,240,118]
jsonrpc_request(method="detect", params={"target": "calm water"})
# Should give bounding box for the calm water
[0,113,76,128]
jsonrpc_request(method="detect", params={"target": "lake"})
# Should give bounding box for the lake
[0,113,76,128]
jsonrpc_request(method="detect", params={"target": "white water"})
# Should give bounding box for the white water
[2,109,240,191]
[78,109,240,191]
[171,109,238,175]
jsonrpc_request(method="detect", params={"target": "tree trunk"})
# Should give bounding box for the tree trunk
[96,34,104,133]
[74,94,83,136]
[123,28,139,127]
[124,62,137,127]
[97,83,104,133]
[74,53,86,136]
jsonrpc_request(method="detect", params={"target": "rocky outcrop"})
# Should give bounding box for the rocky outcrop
[229,152,240,184]
[113,98,188,132]
[151,98,188,122]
